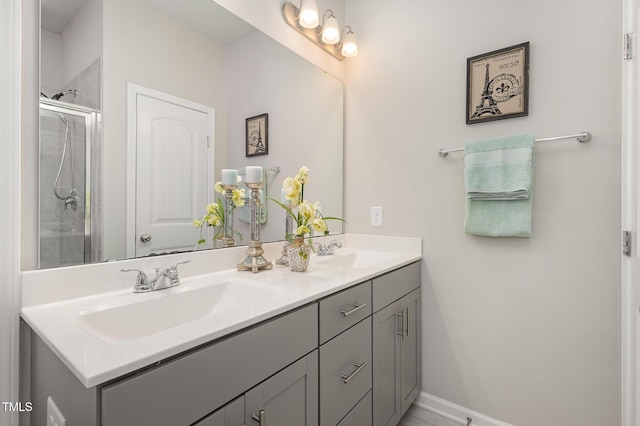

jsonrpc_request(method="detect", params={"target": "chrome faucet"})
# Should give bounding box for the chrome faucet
[316,240,342,256]
[121,261,190,293]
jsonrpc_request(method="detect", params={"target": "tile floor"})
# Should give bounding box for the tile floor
[398,405,463,426]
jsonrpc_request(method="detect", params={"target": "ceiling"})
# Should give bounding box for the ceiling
[40,0,256,45]
[41,0,86,34]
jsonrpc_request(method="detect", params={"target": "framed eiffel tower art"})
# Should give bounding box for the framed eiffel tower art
[466,42,529,125]
[246,113,269,157]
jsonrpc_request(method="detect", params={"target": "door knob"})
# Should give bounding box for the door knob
[140,234,152,243]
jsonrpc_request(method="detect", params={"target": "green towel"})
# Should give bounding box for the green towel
[464,134,535,237]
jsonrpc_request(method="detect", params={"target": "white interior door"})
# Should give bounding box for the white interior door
[622,1,640,425]
[127,85,214,257]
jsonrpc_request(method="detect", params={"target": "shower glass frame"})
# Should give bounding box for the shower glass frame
[38,97,97,267]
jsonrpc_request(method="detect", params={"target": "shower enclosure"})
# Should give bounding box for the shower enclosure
[39,97,97,269]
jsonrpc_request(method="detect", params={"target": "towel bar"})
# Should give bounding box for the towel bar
[437,131,591,158]
[238,166,281,174]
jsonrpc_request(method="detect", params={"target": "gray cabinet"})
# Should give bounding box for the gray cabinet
[399,289,421,415]
[337,391,372,426]
[320,318,371,426]
[372,262,421,426]
[28,260,421,426]
[246,350,318,426]
[101,304,318,426]
[318,281,372,426]
[193,350,318,426]
[319,281,371,344]
[192,396,244,426]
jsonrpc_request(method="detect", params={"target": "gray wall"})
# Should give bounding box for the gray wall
[102,0,227,260]
[344,0,621,425]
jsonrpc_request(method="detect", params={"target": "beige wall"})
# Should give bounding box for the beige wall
[344,0,621,425]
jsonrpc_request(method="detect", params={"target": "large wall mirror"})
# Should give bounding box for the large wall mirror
[35,0,344,269]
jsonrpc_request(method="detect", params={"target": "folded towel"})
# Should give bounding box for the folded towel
[464,134,535,237]
[464,134,534,200]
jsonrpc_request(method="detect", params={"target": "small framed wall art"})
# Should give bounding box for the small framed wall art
[246,113,269,157]
[466,42,529,125]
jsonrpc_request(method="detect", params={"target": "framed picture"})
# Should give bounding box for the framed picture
[466,42,529,125]
[246,113,269,157]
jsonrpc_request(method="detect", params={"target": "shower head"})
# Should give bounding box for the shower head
[51,89,77,100]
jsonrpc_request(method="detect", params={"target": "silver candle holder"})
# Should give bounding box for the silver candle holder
[275,203,294,266]
[237,181,273,273]
[218,183,237,248]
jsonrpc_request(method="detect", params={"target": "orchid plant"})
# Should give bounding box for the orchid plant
[271,166,343,256]
[194,180,245,245]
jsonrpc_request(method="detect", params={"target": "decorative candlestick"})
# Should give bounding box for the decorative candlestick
[237,181,273,273]
[219,183,237,248]
[275,204,294,266]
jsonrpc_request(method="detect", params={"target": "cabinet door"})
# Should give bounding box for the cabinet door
[400,289,421,416]
[372,300,402,426]
[192,396,244,426]
[245,350,318,426]
[373,288,422,426]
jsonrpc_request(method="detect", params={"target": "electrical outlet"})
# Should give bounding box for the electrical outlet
[370,206,383,226]
[47,397,66,426]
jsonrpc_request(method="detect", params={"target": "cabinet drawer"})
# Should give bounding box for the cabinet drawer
[320,318,372,426]
[101,304,318,426]
[337,390,372,426]
[372,261,420,312]
[319,281,371,344]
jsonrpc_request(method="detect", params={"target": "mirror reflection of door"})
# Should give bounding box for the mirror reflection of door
[127,84,214,257]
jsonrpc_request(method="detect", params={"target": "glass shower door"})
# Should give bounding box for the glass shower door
[39,98,96,268]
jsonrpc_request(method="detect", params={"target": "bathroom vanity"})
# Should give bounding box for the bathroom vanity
[21,235,421,426]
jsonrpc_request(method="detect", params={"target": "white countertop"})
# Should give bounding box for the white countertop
[21,234,421,388]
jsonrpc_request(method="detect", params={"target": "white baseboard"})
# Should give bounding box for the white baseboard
[415,392,514,426]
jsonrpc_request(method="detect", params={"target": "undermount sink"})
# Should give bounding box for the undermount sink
[316,249,401,269]
[75,278,283,343]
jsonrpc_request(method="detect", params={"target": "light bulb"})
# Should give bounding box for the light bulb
[341,30,357,57]
[322,13,340,44]
[299,0,318,28]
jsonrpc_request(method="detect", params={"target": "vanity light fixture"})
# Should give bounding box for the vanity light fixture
[321,10,340,44]
[298,0,319,28]
[341,26,357,57]
[281,1,358,61]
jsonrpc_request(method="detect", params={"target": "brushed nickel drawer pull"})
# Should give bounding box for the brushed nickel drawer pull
[252,409,265,425]
[341,361,367,384]
[340,302,367,317]
[405,307,409,338]
[395,312,405,340]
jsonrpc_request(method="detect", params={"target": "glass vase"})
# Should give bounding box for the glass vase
[287,236,310,272]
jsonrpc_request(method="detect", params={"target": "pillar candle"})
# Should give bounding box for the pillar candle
[221,169,238,185]
[245,166,263,183]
